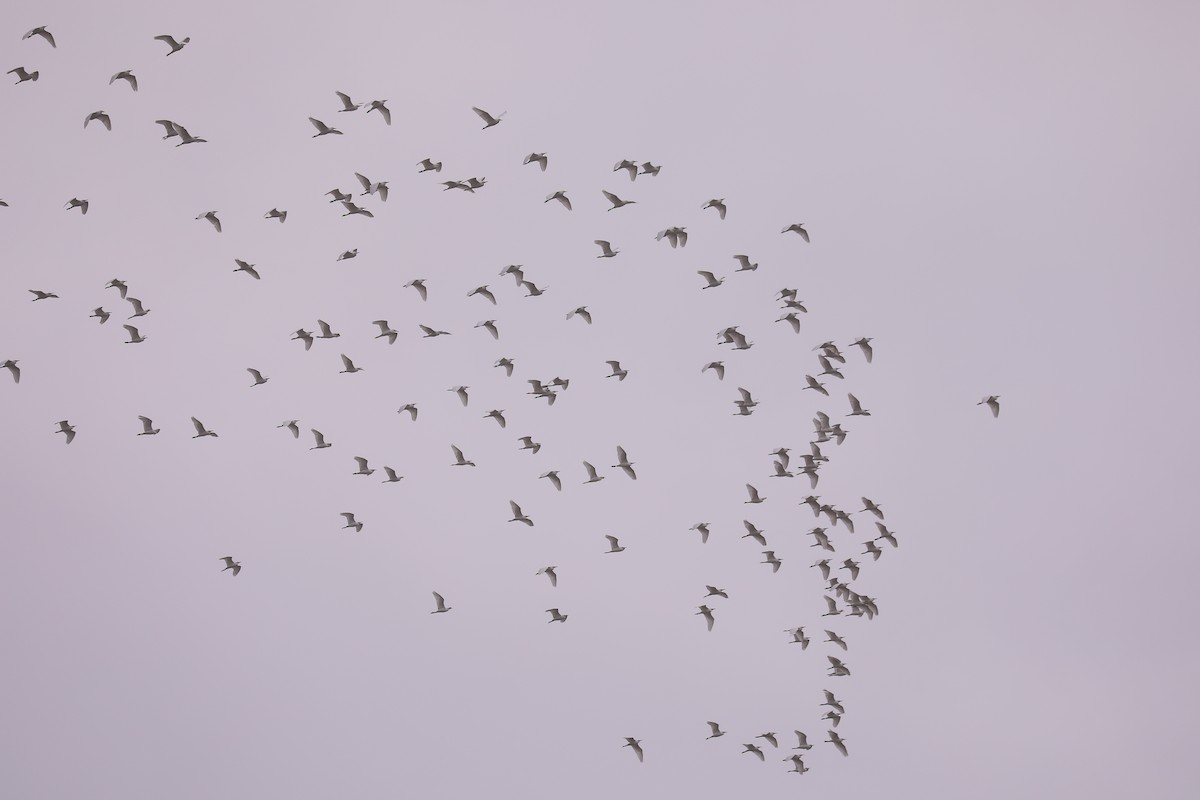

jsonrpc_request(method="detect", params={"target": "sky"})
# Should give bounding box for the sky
[2,1,1199,797]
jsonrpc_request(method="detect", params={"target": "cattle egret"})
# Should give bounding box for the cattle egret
[537,566,558,587]
[696,605,715,631]
[220,557,241,576]
[353,457,374,476]
[56,420,76,444]
[546,608,568,623]
[110,70,138,91]
[702,199,727,219]
[451,445,475,466]
[154,34,190,54]
[309,117,342,137]
[782,223,810,242]
[23,27,56,47]
[594,240,619,258]
[246,368,269,387]
[431,592,450,613]
[605,535,625,553]
[509,501,534,526]
[191,417,217,438]
[341,512,363,532]
[622,738,643,762]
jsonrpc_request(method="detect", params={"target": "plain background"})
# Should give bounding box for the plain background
[2,1,1198,797]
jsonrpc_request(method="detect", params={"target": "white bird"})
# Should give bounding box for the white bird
[105,279,128,299]
[292,330,314,350]
[448,386,469,406]
[537,566,558,587]
[419,324,451,338]
[605,535,625,553]
[417,158,443,173]
[745,484,765,504]
[582,461,605,484]
[785,627,810,648]
[484,410,506,428]
[472,107,506,128]
[761,551,782,572]
[352,456,375,476]
[246,368,269,387]
[602,190,636,210]
[310,429,332,449]
[605,360,628,381]
[65,198,89,214]
[220,556,241,576]
[848,393,871,416]
[706,722,725,739]
[366,99,391,125]
[405,279,428,301]
[539,471,562,491]
[191,417,218,438]
[334,91,361,111]
[825,632,848,652]
[22,26,56,47]
[450,445,475,467]
[545,190,572,210]
[622,738,643,762]
[278,420,300,438]
[803,375,828,396]
[655,227,688,248]
[822,596,841,617]
[336,249,357,261]
[196,211,222,232]
[354,172,389,202]
[55,420,76,444]
[792,731,813,750]
[742,521,767,546]
[979,395,1001,417]
[341,512,364,532]
[704,586,729,599]
[702,361,725,380]
[495,357,515,376]
[110,70,138,91]
[431,592,451,613]
[517,436,541,454]
[702,198,727,219]
[827,656,851,677]
[565,306,593,325]
[640,161,661,176]
[757,732,780,749]
[546,608,568,623]
[126,297,149,318]
[782,223,810,242]
[742,744,765,761]
[29,290,59,301]
[468,285,497,305]
[509,500,534,526]
[382,467,403,483]
[777,313,802,333]
[733,254,757,272]
[396,404,418,422]
[594,240,619,258]
[339,354,363,374]
[851,337,874,363]
[309,118,343,137]
[613,160,638,181]
[8,67,39,83]
[318,321,342,339]
[811,559,831,580]
[690,523,711,544]
[523,152,548,171]
[123,325,146,343]
[826,730,848,756]
[154,34,190,55]
[233,260,261,280]
[84,111,112,131]
[874,522,899,548]
[859,497,884,519]
[696,605,716,632]
[521,280,547,297]
[613,446,636,480]
[697,271,724,289]
[327,189,353,203]
[475,320,499,339]
[171,123,207,146]
[136,416,159,435]
[863,540,884,560]
[372,320,398,344]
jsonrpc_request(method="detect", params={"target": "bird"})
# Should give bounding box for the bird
[484,410,506,428]
[874,522,899,548]
[65,198,89,214]
[702,362,725,380]
[431,592,451,613]
[848,393,871,416]
[495,357,515,376]
[190,417,218,438]
[339,354,363,374]
[417,158,443,173]
[334,91,361,111]
[475,320,499,339]
[823,711,842,728]
[233,259,261,280]
[579,460,606,484]
[803,375,829,396]
[702,199,727,219]
[395,404,418,422]
[545,190,572,210]
[613,446,636,480]
[371,320,398,344]
[517,436,541,454]
[811,559,831,580]
[467,286,497,305]
[449,386,469,406]
[55,420,76,444]
[850,337,874,362]
[826,730,848,756]
[450,445,475,467]
[861,498,884,519]
[696,605,715,631]
[277,420,300,438]
[690,523,711,544]
[622,738,643,762]
[110,70,138,91]
[640,162,661,176]
[742,521,767,546]
[327,189,353,203]
[537,566,558,587]
[354,172,389,202]
[219,557,241,576]
[29,290,59,301]
[382,467,403,483]
[261,208,287,225]
[792,731,814,750]
[520,280,547,297]
[825,632,848,652]
[472,107,506,128]
[601,190,636,210]
[316,320,340,340]
[742,744,765,761]
[341,512,364,532]
[336,249,357,261]
[126,297,150,318]
[138,415,162,435]
[8,67,39,84]
[22,27,56,47]
[523,152,548,171]
[246,368,269,387]
[704,586,729,599]
[419,324,451,339]
[745,484,766,504]
[822,596,841,616]
[539,471,561,491]
[171,123,207,146]
[863,540,884,560]
[292,330,314,350]
[310,429,332,449]
[733,254,758,272]
[562,306,593,325]
[605,361,628,381]
[123,325,146,344]
[353,457,375,476]
[613,160,638,181]
[782,223,810,242]
[697,271,725,289]
[655,227,688,248]
[341,201,374,218]
[777,313,802,333]
[405,279,429,301]
[757,732,780,748]
[785,627,810,648]
[827,655,851,677]
[546,608,568,623]
[771,460,793,478]
[604,535,625,553]
[706,722,725,739]
[309,118,342,137]
[979,395,1001,417]
[154,34,190,54]
[366,99,391,125]
[196,211,222,232]
[509,501,534,526]
[154,119,181,139]
[105,279,128,299]
[594,240,619,258]
[761,551,782,572]
[84,111,112,131]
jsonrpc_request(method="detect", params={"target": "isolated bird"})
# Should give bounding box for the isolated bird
[690,523,711,544]
[827,655,851,676]
[263,208,287,224]
[704,586,729,600]
[220,557,241,576]
[123,325,146,343]
[602,190,636,210]
[979,395,1001,417]
[354,172,389,201]
[371,320,398,344]
[546,608,568,623]
[702,198,727,219]
[336,249,357,261]
[246,368,269,387]
[782,223,810,242]
[777,313,802,333]
[863,540,884,560]
[851,337,874,362]
[22,27,56,47]
[310,429,332,449]
[448,385,469,406]
[537,566,558,587]
[605,361,628,381]
[467,285,497,305]
[154,34,190,54]
[742,521,767,546]
[605,535,625,553]
[196,211,221,232]
[474,320,499,339]
[539,471,562,491]
[472,107,506,128]
[84,111,112,131]
[292,330,314,350]
[823,596,841,617]
[405,279,429,301]
[826,731,848,756]
[803,375,829,396]
[757,732,780,748]
[792,731,814,750]
[697,270,725,289]
[640,162,661,176]
[352,456,375,476]
[339,354,363,374]
[110,70,138,91]
[875,522,899,548]
[8,67,39,84]
[431,592,451,613]
[523,152,548,171]
[622,738,643,762]
[56,420,76,443]
[450,445,475,466]
[517,436,541,454]
[848,393,871,416]
[484,410,506,428]
[495,357,515,377]
[341,201,374,218]
[825,632,848,652]
[745,484,766,504]
[309,117,342,137]
[594,240,619,258]
[171,123,207,146]
[190,417,217,438]
[521,280,547,297]
[696,605,716,632]
[706,722,725,739]
[341,512,364,532]
[545,190,572,210]
[509,501,534,526]
[233,259,261,280]
[65,198,89,214]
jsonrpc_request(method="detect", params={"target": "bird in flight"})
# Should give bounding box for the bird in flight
[979,395,1000,417]
[220,557,241,576]
[702,198,727,219]
[594,240,619,258]
[191,417,218,438]
[537,566,558,587]
[472,107,506,129]
[309,118,343,137]
[622,738,643,762]
[91,307,111,323]
[523,152,548,171]
[431,592,451,613]
[8,67,39,84]
[84,111,112,131]
[23,26,56,47]
[65,198,89,214]
[136,417,160,435]
[154,34,190,55]
[56,420,76,444]
[546,608,568,623]
[605,535,625,553]
[196,211,222,232]
[782,222,810,242]
[110,70,138,91]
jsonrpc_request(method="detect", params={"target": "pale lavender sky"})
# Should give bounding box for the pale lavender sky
[2,1,1198,797]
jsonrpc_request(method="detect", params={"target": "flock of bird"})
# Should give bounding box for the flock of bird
[4,24,1002,779]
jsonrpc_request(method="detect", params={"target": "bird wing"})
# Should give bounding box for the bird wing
[509,501,523,517]
[340,354,354,370]
[191,417,205,434]
[354,457,369,470]
[354,173,372,191]
[432,592,445,609]
[472,107,496,124]
[605,535,619,547]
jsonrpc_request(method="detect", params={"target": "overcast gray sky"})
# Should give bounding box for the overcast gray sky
[2,1,1198,797]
